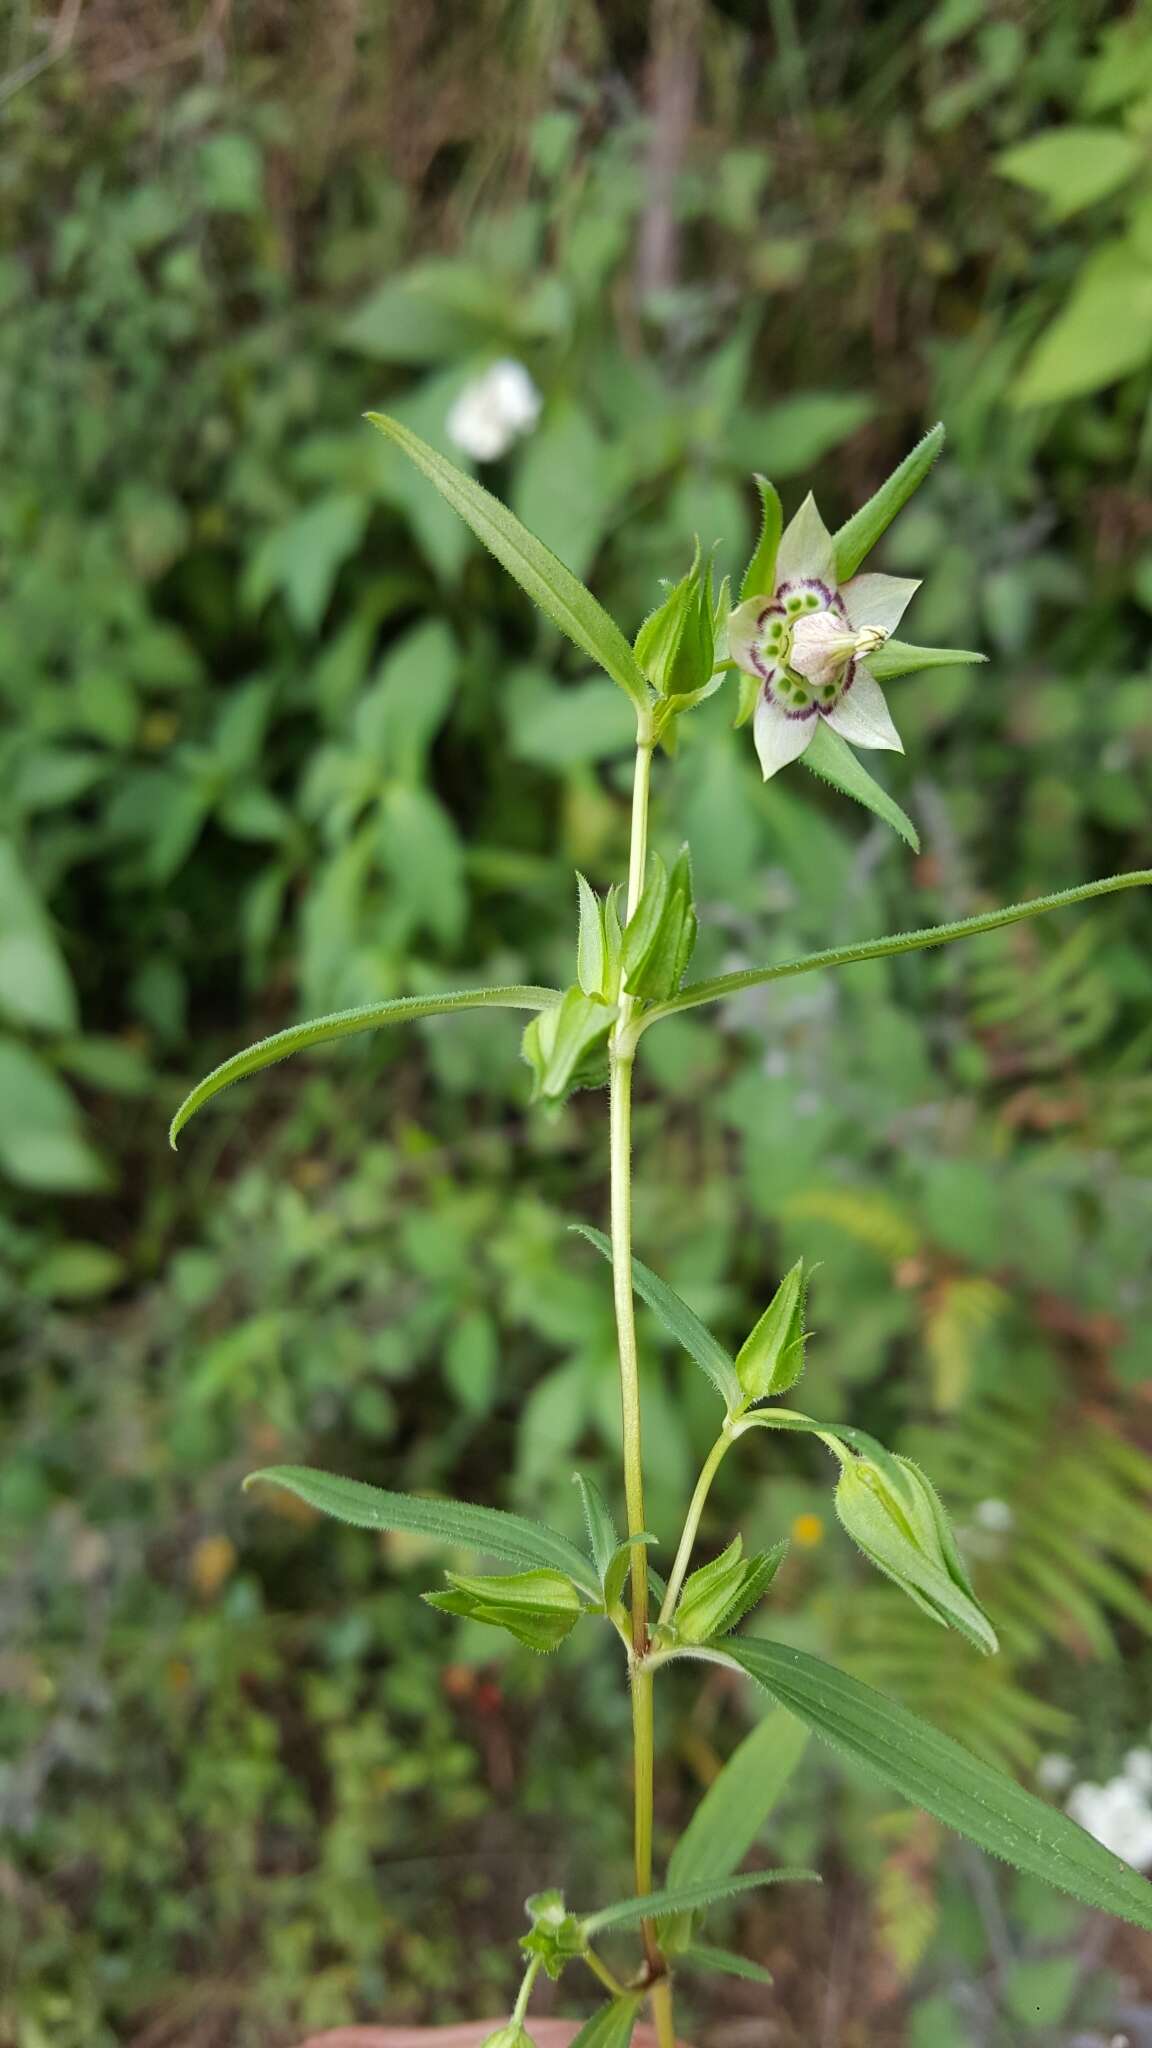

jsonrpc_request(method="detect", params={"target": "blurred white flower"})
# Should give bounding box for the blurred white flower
[1124,1747,1152,1792]
[446,359,542,462]
[1037,1752,1075,1792]
[1067,1774,1152,1869]
[973,1498,1014,1534]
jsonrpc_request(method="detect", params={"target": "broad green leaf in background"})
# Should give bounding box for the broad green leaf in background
[366,413,651,711]
[244,1466,601,1598]
[801,721,920,852]
[566,1995,645,2048]
[0,1037,108,1192]
[169,984,561,1145]
[582,1865,818,1936]
[741,392,876,481]
[508,673,637,767]
[1013,242,1152,405]
[721,1638,1152,1930]
[832,423,944,581]
[998,127,1144,221]
[572,1223,742,1412]
[638,870,1152,1026]
[0,838,78,1034]
[245,493,370,634]
[511,399,625,582]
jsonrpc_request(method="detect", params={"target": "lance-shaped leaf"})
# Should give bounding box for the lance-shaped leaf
[425,1567,584,1652]
[576,874,609,1000]
[170,984,561,1146]
[734,1261,809,1402]
[740,476,783,600]
[720,1637,1152,1932]
[869,639,987,681]
[622,847,697,1002]
[366,413,650,712]
[566,1996,644,2048]
[802,721,919,852]
[832,424,944,582]
[661,1707,808,1953]
[572,1471,655,1612]
[243,1466,601,1597]
[572,1223,743,1412]
[635,870,1152,1028]
[582,1865,818,1937]
[681,1945,774,1986]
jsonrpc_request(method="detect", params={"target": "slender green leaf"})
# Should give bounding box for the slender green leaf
[741,476,783,599]
[244,1466,600,1597]
[869,639,986,680]
[668,1709,810,1892]
[566,1995,644,2048]
[832,424,944,581]
[638,870,1152,1027]
[571,1223,742,1411]
[722,1638,1152,1931]
[573,1471,619,1581]
[170,984,560,1146]
[583,1866,817,1936]
[681,1944,775,1986]
[366,413,650,711]
[576,874,608,999]
[802,722,919,851]
[734,1261,808,1401]
[601,1533,656,1614]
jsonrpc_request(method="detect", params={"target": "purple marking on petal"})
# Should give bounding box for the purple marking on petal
[816,655,857,716]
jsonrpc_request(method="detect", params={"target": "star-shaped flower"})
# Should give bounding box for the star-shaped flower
[727,493,919,781]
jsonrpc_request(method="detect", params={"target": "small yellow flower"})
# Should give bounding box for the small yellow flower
[792,1511,825,1549]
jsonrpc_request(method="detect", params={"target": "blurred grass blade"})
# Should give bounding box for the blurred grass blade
[639,871,1152,1027]
[567,1995,645,2048]
[832,424,944,580]
[366,412,651,711]
[244,1465,601,1597]
[662,1707,809,1952]
[572,1222,742,1411]
[722,1638,1152,1931]
[170,984,561,1145]
[802,722,919,851]
[583,1865,818,1935]
[680,1944,775,1986]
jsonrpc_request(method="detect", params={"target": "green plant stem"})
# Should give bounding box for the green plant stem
[608,731,676,2048]
[512,1955,542,2026]
[658,1431,732,1626]
[583,1946,628,1999]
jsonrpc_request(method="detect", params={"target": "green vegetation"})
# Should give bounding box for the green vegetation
[3,3,1152,2043]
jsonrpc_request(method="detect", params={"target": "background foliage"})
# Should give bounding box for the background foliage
[3,1,1152,2043]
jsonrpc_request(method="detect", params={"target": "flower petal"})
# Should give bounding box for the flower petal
[824,667,904,753]
[727,596,773,678]
[775,493,835,588]
[841,572,920,637]
[753,695,816,780]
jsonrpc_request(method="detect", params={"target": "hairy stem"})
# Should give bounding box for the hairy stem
[609,733,676,2048]
[658,1432,732,1627]
[512,1955,542,2027]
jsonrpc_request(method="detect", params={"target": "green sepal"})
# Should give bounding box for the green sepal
[634,540,719,700]
[672,1534,787,1644]
[602,1534,657,1615]
[834,1450,998,1655]
[520,1889,588,1978]
[802,721,919,852]
[734,1260,809,1403]
[832,424,944,582]
[868,639,987,681]
[521,986,617,1102]
[733,666,760,729]
[621,847,698,1002]
[572,1472,655,1613]
[423,1566,584,1653]
[576,873,607,999]
[741,475,783,599]
[480,2026,536,2048]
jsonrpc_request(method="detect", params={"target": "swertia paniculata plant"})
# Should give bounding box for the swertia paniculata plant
[171,417,1152,2047]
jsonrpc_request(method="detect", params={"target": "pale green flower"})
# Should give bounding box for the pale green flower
[727,493,919,780]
